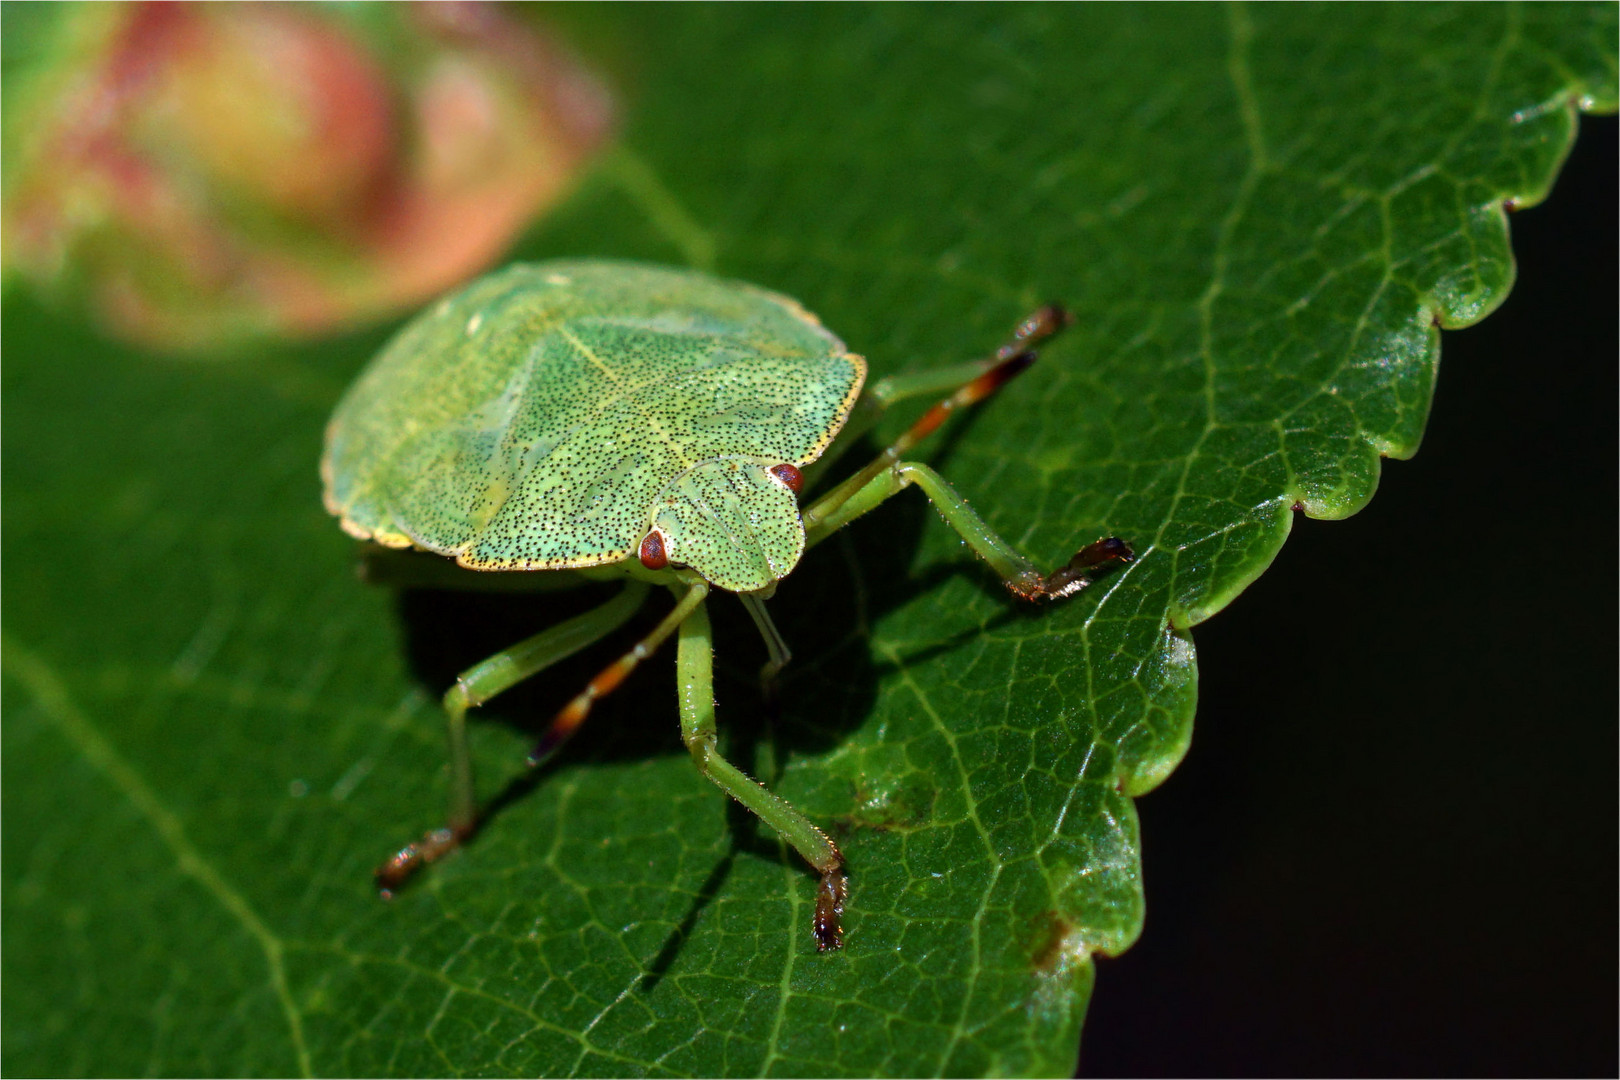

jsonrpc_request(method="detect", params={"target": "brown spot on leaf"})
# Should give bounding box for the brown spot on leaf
[840,774,936,832]
[1030,911,1076,974]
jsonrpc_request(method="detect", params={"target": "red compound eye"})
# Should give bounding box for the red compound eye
[769,463,804,494]
[638,529,668,570]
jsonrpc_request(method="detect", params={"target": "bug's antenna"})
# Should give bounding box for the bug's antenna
[803,305,1072,534]
[800,304,1134,602]
[524,582,709,767]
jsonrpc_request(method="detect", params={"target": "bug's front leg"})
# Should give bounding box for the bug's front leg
[674,595,847,951]
[375,579,652,894]
[806,460,1133,600]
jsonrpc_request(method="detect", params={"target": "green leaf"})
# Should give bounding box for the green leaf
[4,6,1613,1076]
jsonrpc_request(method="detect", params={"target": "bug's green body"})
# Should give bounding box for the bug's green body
[324,262,865,592]
[323,259,1132,952]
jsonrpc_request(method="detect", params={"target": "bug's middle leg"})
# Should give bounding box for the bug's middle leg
[675,596,847,951]
[737,590,792,712]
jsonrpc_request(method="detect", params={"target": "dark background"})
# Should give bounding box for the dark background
[1081,117,1617,1077]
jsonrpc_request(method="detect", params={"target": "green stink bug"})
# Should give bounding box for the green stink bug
[322,260,1132,951]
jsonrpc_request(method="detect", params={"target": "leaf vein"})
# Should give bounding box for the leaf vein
[2,632,314,1078]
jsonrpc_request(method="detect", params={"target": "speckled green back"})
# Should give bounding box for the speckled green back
[322,261,866,592]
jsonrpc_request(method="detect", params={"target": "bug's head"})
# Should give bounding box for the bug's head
[641,456,806,593]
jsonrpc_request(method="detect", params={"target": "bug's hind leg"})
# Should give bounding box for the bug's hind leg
[675,597,847,951]
[375,579,655,895]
